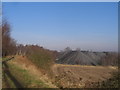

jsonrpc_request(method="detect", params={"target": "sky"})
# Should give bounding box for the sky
[2,2,118,52]
[2,0,120,2]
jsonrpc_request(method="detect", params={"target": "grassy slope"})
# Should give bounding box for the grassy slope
[2,61,51,88]
[9,63,50,88]
[25,45,55,76]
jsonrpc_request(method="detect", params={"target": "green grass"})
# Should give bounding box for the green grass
[4,62,50,88]
[2,71,16,88]
[4,73,17,88]
[2,63,16,88]
[2,57,8,61]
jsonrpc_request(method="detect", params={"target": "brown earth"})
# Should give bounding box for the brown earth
[51,64,117,88]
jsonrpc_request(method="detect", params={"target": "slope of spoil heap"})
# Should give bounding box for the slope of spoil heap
[56,50,107,66]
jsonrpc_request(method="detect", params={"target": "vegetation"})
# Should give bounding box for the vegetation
[19,45,57,75]
[101,52,118,66]
[2,63,17,88]
[1,20,57,75]
[2,20,118,88]
[2,20,17,57]
[3,62,50,88]
[1,20,58,88]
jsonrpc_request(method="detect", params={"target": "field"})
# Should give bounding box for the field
[2,55,118,88]
[51,64,117,88]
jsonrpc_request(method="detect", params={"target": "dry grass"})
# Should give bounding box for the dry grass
[8,55,57,88]
[54,64,118,68]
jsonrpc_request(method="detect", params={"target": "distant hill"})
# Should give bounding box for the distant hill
[56,50,118,66]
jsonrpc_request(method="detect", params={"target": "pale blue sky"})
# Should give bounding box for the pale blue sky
[3,2,118,51]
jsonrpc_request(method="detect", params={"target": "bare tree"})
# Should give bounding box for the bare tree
[2,20,16,56]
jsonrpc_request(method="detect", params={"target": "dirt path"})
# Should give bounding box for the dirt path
[8,55,57,88]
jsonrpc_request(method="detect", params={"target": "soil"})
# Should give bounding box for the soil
[51,64,117,88]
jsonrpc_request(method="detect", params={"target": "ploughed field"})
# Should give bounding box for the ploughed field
[51,64,117,88]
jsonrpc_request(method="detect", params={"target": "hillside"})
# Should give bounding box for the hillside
[2,55,57,88]
[56,50,118,66]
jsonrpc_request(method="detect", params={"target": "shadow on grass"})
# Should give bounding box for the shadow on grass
[3,62,23,88]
